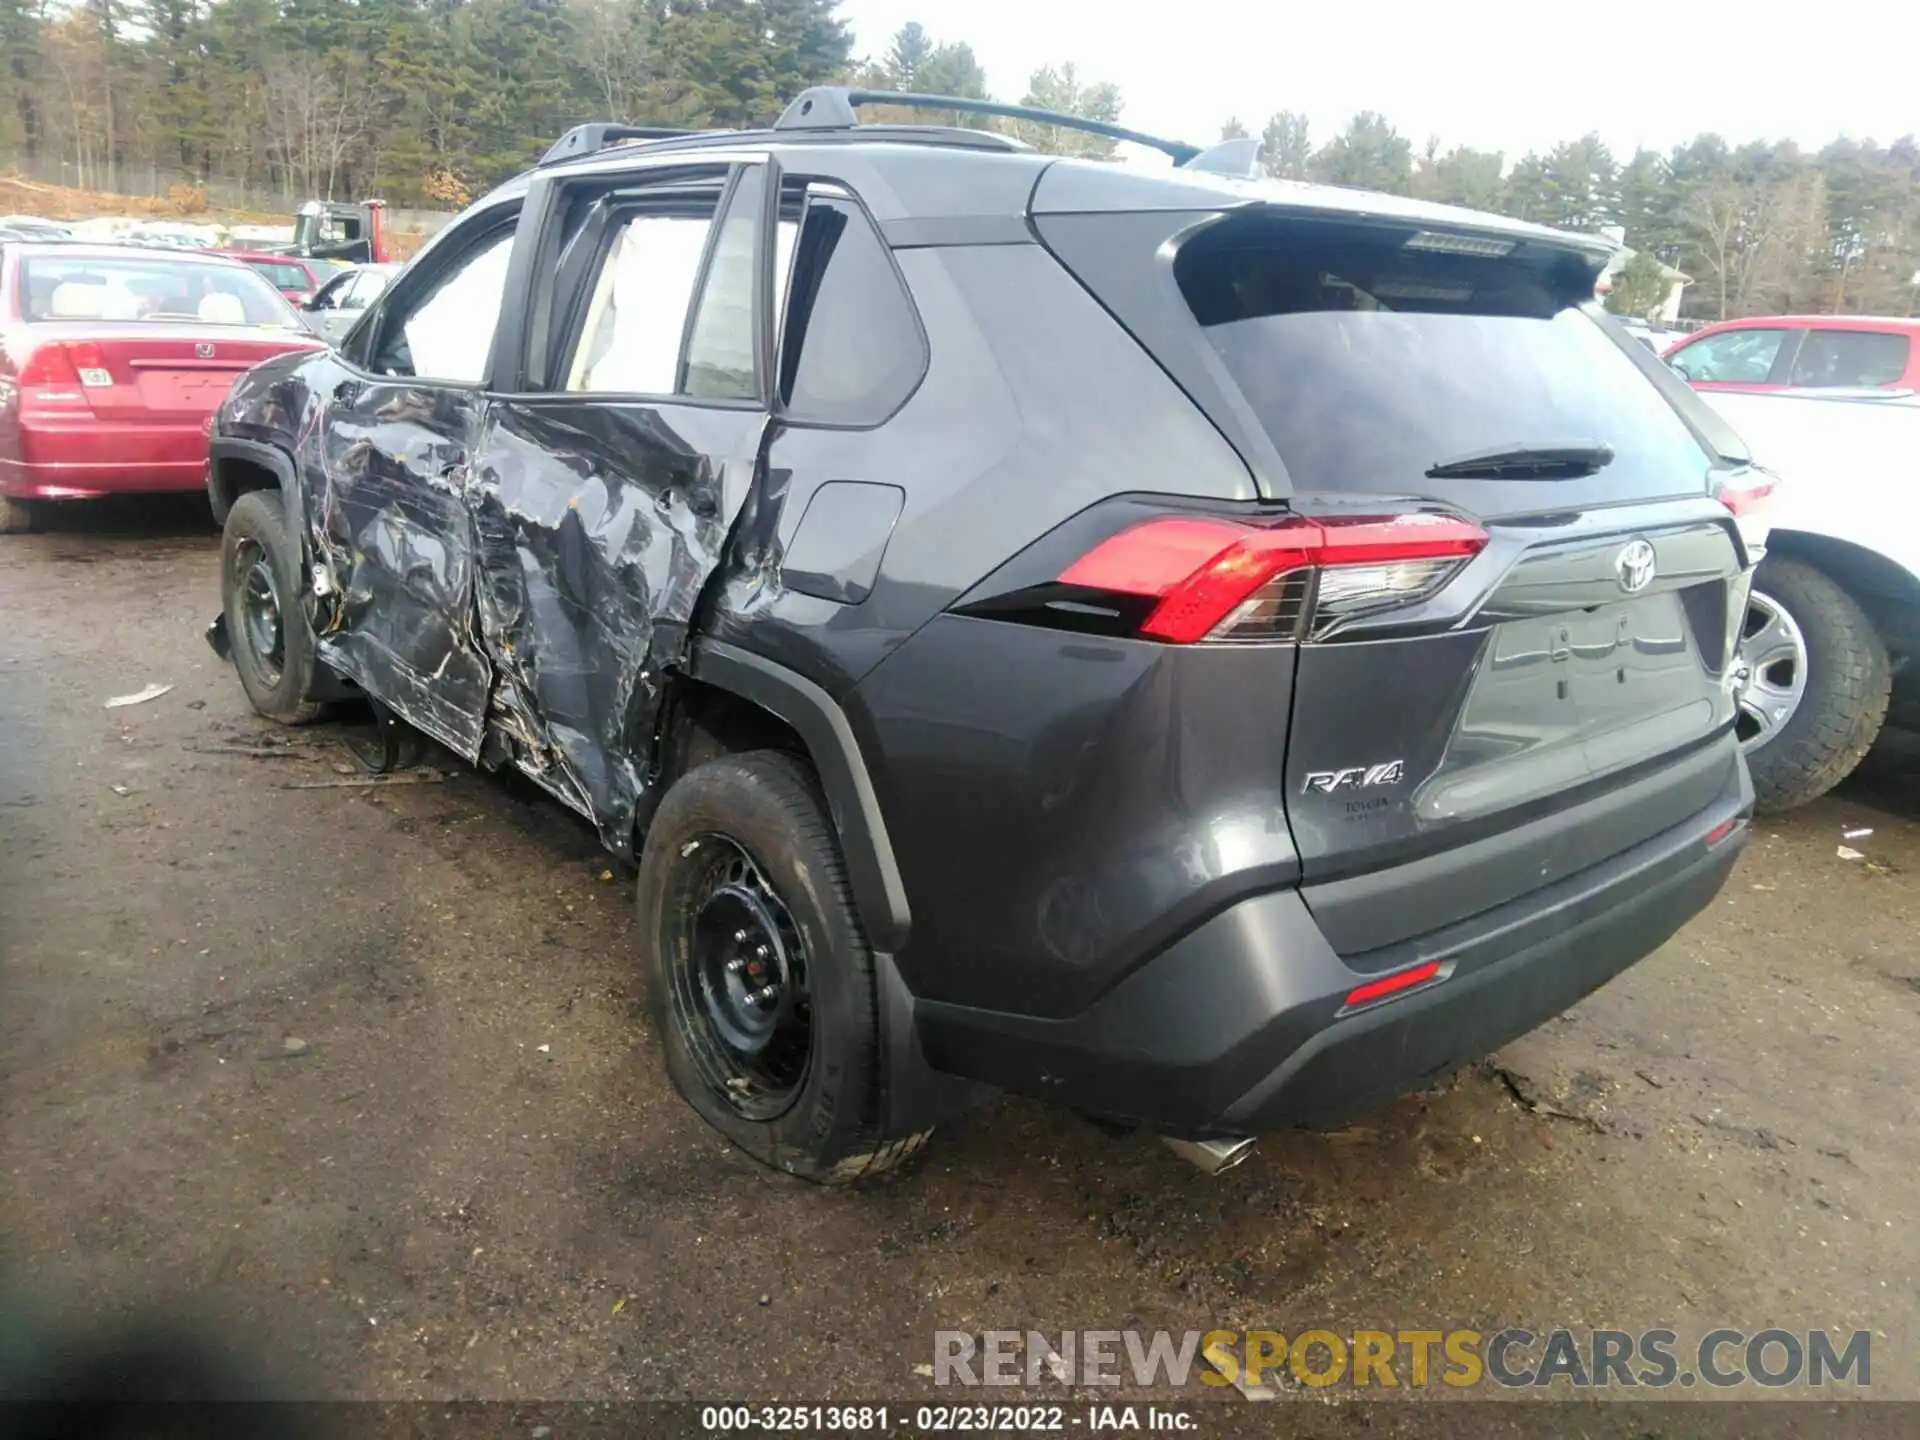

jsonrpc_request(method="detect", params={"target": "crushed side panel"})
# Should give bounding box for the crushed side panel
[291,380,496,758]
[466,399,766,848]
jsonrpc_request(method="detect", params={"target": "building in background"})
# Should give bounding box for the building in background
[1595,225,1692,323]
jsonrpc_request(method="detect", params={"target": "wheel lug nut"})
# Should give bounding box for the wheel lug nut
[755,943,770,959]
[726,956,748,974]
[749,985,779,1006]
[733,928,750,943]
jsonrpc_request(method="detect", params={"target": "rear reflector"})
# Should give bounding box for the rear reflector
[1705,818,1741,848]
[1058,513,1486,644]
[1343,959,1444,1010]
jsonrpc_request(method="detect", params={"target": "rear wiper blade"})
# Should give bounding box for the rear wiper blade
[1425,443,1615,480]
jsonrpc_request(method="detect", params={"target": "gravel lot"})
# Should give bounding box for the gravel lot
[2,499,1915,1422]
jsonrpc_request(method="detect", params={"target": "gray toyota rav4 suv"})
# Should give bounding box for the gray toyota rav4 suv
[205,89,1759,1182]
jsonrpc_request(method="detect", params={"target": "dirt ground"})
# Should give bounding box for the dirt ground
[2,498,1915,1420]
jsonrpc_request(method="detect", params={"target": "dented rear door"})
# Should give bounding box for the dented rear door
[464,161,776,842]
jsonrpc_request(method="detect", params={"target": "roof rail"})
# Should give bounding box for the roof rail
[541,122,701,167]
[775,87,1203,166]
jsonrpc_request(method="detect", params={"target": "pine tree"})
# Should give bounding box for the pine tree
[1313,112,1412,194]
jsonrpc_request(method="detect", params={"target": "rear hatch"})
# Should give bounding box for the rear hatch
[24,324,315,423]
[1037,199,1752,955]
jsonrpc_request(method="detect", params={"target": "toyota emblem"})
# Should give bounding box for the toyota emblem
[195,342,215,359]
[1615,539,1657,594]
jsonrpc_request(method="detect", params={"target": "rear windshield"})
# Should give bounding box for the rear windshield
[1174,219,1711,494]
[246,259,313,291]
[21,254,298,327]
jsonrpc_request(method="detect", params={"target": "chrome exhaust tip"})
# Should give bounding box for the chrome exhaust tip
[1161,1135,1256,1175]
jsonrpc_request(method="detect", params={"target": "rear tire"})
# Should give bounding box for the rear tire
[0,495,40,534]
[220,490,326,725]
[637,750,929,1184]
[1740,558,1890,813]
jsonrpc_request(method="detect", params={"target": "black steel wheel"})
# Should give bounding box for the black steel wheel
[637,750,931,1184]
[232,537,286,688]
[665,833,813,1120]
[219,490,326,724]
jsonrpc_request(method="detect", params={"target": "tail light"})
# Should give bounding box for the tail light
[1056,512,1487,643]
[18,344,90,409]
[65,341,114,388]
[20,342,113,400]
[1714,466,1776,553]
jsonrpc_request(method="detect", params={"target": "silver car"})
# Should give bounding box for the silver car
[301,263,400,344]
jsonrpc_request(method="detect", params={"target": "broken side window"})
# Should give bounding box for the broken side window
[565,200,719,396]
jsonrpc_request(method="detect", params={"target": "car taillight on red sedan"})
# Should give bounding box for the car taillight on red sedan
[17,343,103,412]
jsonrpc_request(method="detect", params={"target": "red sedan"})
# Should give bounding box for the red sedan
[1663,315,1920,393]
[0,244,321,532]
[222,249,350,306]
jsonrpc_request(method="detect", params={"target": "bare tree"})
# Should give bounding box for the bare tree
[260,54,369,199]
[571,0,653,120]
[1683,170,1828,319]
[1683,179,1743,320]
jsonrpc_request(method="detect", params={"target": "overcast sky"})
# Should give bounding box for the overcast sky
[838,0,1920,163]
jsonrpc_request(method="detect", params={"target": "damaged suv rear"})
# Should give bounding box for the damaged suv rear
[206,89,1757,1182]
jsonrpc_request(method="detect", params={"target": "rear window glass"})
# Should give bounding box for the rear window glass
[779,196,924,425]
[247,260,312,291]
[1788,329,1909,388]
[22,255,298,327]
[1174,221,1709,495]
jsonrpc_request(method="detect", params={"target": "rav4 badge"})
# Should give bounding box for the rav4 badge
[1303,761,1405,794]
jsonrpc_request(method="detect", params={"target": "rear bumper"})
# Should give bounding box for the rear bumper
[0,426,209,498]
[913,749,1751,1137]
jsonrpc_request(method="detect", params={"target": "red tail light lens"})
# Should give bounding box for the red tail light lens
[18,343,88,408]
[1058,513,1487,644]
[1342,959,1445,1011]
[1714,468,1775,518]
[63,341,113,388]
[20,342,113,397]
[1714,466,1776,551]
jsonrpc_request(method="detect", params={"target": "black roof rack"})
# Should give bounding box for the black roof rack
[535,89,1262,176]
[541,122,701,167]
[776,87,1204,166]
